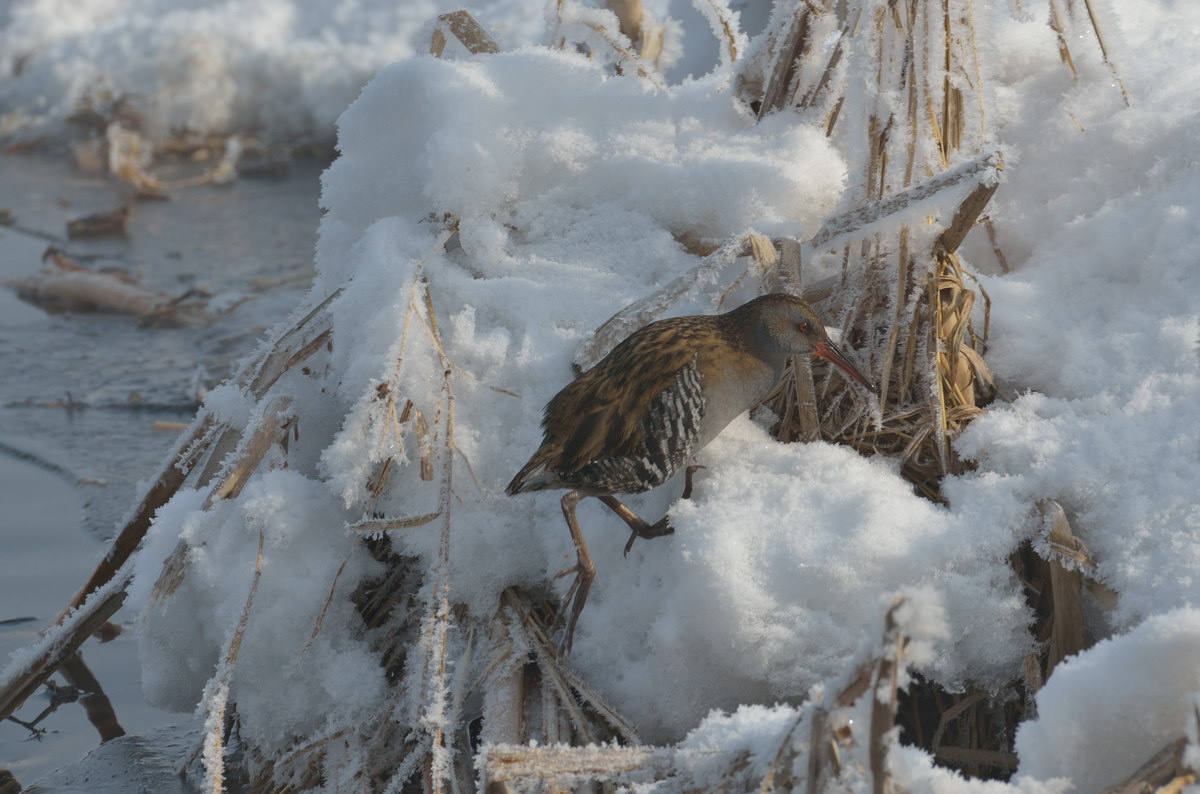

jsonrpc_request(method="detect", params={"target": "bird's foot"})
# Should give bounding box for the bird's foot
[622,517,675,557]
[621,465,705,556]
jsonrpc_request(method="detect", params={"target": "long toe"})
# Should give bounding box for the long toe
[553,563,581,580]
[681,464,706,499]
[623,516,676,556]
[623,529,639,558]
[557,568,594,654]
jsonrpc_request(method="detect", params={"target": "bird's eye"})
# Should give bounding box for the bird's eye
[797,322,810,333]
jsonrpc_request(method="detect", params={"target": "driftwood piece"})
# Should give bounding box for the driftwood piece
[9,247,168,314]
[6,247,218,325]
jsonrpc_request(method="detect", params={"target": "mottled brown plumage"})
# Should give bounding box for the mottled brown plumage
[507,293,874,651]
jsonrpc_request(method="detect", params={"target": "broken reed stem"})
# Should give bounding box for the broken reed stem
[150,395,295,603]
[66,416,215,610]
[0,581,129,725]
[1035,500,1093,677]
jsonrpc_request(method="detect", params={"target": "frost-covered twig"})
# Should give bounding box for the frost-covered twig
[414,284,460,794]
[691,0,745,65]
[804,151,1003,256]
[200,528,265,794]
[550,0,664,86]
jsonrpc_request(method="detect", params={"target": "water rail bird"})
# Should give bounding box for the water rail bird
[506,293,875,651]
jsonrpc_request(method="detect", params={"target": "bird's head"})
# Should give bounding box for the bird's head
[743,293,877,394]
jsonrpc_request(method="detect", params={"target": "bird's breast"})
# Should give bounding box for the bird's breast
[694,354,781,448]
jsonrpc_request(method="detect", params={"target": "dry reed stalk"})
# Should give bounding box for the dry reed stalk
[105,123,243,190]
[481,597,915,791]
[484,745,677,791]
[868,600,905,794]
[299,550,353,659]
[408,283,465,794]
[746,0,997,500]
[739,0,843,120]
[1012,500,1116,686]
[907,501,1117,778]
[1038,501,1088,676]
[264,222,485,793]
[1046,0,1130,106]
[429,10,502,57]
[481,588,638,749]
[604,0,666,64]
[549,0,664,85]
[1047,0,1079,78]
[1069,0,1130,107]
[896,675,1020,778]
[735,0,1029,780]
[216,221,497,793]
[200,529,266,794]
[1100,737,1190,794]
[340,227,463,535]
[692,0,741,64]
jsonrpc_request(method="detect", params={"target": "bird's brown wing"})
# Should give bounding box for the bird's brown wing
[543,316,715,476]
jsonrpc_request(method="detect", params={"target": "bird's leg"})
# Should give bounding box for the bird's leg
[552,490,595,654]
[607,465,706,557]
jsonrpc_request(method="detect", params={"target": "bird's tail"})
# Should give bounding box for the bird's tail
[506,452,556,495]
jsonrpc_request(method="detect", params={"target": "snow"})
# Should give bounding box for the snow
[0,0,546,145]
[1015,607,1200,791]
[4,0,1200,791]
